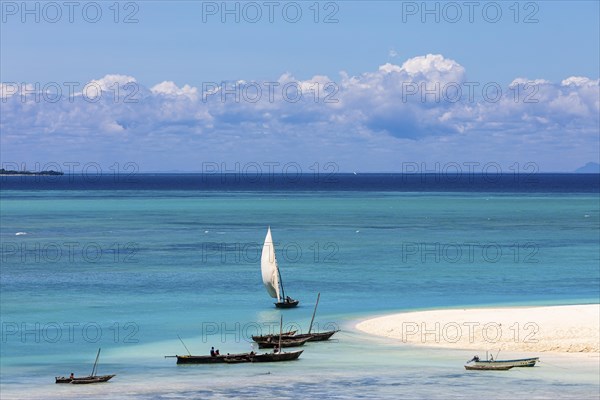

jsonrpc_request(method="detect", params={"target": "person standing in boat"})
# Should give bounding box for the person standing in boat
[210,347,215,357]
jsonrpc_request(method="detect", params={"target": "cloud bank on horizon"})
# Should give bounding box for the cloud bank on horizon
[1,54,598,172]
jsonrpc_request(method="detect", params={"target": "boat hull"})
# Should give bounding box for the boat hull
[251,331,296,341]
[470,357,539,368]
[251,350,303,362]
[465,365,513,371]
[252,329,339,343]
[255,337,310,348]
[55,375,115,384]
[176,353,249,364]
[294,330,339,342]
[275,299,299,308]
[176,350,303,364]
[223,356,251,364]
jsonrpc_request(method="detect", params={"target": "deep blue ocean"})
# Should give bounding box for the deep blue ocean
[1,173,598,192]
[1,174,598,399]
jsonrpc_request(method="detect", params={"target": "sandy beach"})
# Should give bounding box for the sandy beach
[356,304,600,353]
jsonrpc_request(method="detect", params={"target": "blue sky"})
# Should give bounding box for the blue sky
[1,1,599,172]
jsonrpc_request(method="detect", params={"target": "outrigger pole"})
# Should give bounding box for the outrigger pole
[177,335,192,356]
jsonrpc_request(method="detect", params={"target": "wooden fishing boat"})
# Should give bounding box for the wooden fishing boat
[251,330,297,341]
[56,374,115,384]
[293,330,339,342]
[175,350,302,364]
[251,293,340,343]
[55,348,115,384]
[251,330,338,343]
[261,227,298,308]
[465,364,513,371]
[467,355,539,368]
[255,336,310,349]
[173,316,304,365]
[175,353,250,364]
[68,375,116,384]
[250,350,303,362]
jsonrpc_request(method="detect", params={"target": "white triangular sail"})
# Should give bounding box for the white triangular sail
[261,227,281,301]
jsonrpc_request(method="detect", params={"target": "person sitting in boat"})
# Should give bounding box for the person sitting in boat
[215,349,220,356]
[70,373,75,380]
[273,345,280,354]
[210,347,215,357]
[285,296,293,303]
[473,356,480,362]
[489,354,494,361]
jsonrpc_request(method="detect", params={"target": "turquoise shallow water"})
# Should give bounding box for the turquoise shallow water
[1,189,599,398]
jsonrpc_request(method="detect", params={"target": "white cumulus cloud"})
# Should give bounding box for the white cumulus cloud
[1,55,598,171]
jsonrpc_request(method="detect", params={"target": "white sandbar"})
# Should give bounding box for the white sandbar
[356,304,600,353]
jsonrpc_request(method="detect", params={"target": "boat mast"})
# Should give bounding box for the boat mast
[308,293,321,334]
[278,315,283,352]
[90,348,101,377]
[277,267,286,302]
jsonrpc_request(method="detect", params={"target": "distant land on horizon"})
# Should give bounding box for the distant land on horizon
[3,168,599,175]
[141,169,600,174]
[0,168,64,176]
[574,162,600,173]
